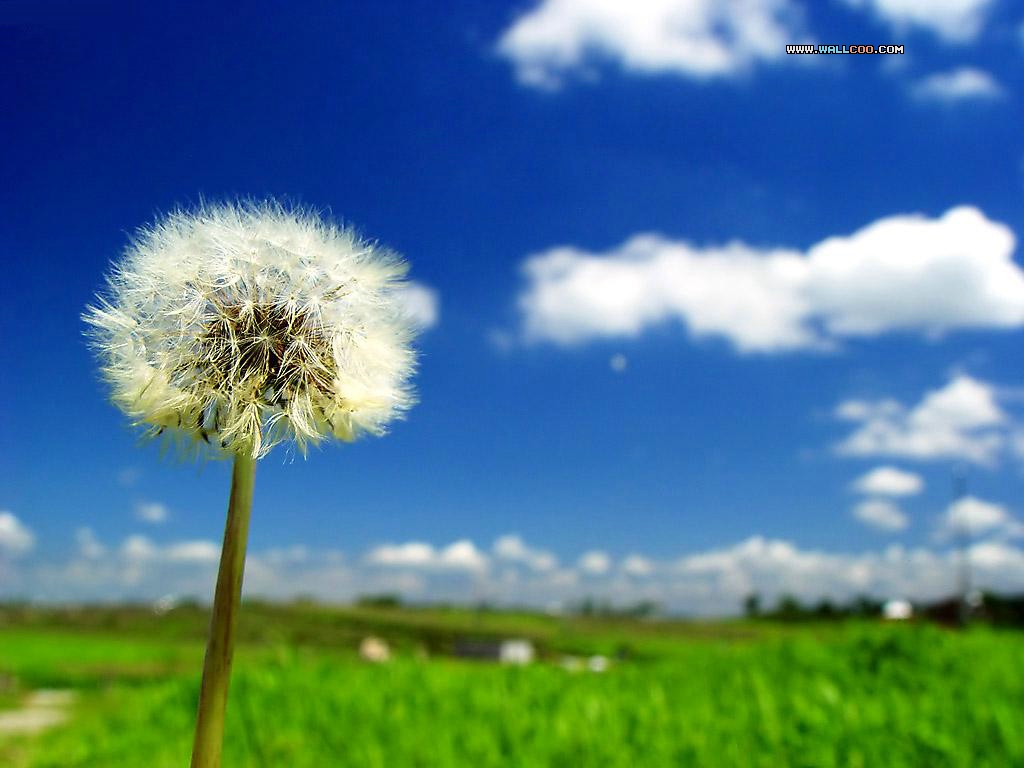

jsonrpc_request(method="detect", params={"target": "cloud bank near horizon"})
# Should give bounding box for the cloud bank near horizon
[4,515,1023,615]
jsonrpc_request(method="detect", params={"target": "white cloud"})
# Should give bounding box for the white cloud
[165,540,221,563]
[911,68,1004,103]
[836,399,903,422]
[367,539,489,572]
[493,534,558,572]
[116,535,222,563]
[493,534,528,559]
[75,528,106,560]
[852,466,924,496]
[518,237,814,352]
[121,534,157,561]
[835,375,1010,465]
[853,499,909,531]
[517,207,1024,353]
[803,208,1021,337]
[940,496,1021,539]
[843,0,994,43]
[135,502,169,524]
[0,512,34,557]
[366,541,435,567]
[911,375,1004,429]
[578,550,611,575]
[395,281,440,330]
[969,540,1024,570]
[439,540,489,572]
[609,353,628,373]
[496,0,807,89]
[621,554,655,577]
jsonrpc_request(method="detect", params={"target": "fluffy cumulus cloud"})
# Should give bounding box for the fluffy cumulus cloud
[939,496,1023,540]
[621,554,656,577]
[367,539,488,572]
[842,0,994,43]
[0,512,34,557]
[911,67,1004,103]
[835,375,1012,465]
[852,466,924,496]
[116,535,220,564]
[853,499,909,532]
[578,550,612,575]
[493,534,558,572]
[496,0,807,89]
[164,540,221,563]
[519,237,815,351]
[135,502,169,524]
[517,207,1024,353]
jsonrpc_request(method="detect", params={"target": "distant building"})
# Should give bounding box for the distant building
[359,636,391,663]
[561,655,609,673]
[500,640,535,665]
[453,638,535,665]
[883,599,913,620]
[151,595,178,615]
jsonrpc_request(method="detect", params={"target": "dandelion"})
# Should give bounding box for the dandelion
[85,201,419,767]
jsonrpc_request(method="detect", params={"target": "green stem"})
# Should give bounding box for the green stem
[191,452,256,768]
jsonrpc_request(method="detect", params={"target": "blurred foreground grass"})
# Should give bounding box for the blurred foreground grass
[0,603,1021,767]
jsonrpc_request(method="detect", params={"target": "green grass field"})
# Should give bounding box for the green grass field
[0,605,1021,767]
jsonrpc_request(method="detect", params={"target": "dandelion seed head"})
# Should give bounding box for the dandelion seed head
[86,201,419,458]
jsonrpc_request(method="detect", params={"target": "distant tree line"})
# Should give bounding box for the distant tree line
[355,593,404,609]
[569,598,661,618]
[743,591,1024,627]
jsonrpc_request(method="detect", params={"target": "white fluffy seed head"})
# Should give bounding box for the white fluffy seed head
[85,201,419,458]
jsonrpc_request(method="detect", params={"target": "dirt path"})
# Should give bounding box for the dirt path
[0,690,76,736]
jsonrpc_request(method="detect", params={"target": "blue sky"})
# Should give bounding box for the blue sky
[3,0,1024,613]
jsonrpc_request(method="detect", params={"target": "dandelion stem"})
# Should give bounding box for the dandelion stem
[191,452,256,768]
